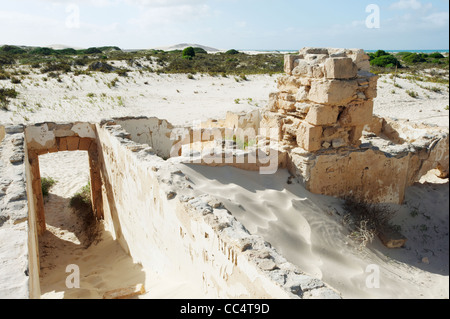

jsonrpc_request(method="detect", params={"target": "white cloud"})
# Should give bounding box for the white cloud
[422,11,449,27]
[128,2,210,27]
[390,0,423,10]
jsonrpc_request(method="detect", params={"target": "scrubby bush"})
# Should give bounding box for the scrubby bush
[88,61,115,72]
[370,54,401,68]
[402,53,427,64]
[343,199,396,249]
[57,48,77,55]
[29,47,56,56]
[41,61,72,73]
[0,88,19,110]
[70,183,92,211]
[225,49,240,55]
[193,47,208,54]
[0,69,11,80]
[84,47,103,54]
[41,177,57,197]
[0,55,15,66]
[182,47,196,59]
[429,52,445,59]
[0,45,26,55]
[70,182,101,247]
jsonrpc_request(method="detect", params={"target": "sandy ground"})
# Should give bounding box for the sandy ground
[180,165,448,299]
[1,66,448,299]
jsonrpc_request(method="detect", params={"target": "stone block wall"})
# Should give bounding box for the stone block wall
[266,47,378,153]
[262,47,449,204]
[0,124,39,299]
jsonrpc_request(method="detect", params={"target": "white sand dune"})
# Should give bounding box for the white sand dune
[180,165,449,299]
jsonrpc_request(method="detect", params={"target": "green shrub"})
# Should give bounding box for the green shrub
[29,47,56,56]
[41,61,72,73]
[403,53,427,64]
[70,182,92,208]
[57,48,77,55]
[370,55,401,68]
[429,52,445,59]
[0,87,19,109]
[114,68,129,77]
[0,87,19,98]
[88,61,115,72]
[182,47,196,59]
[0,45,26,55]
[0,55,15,66]
[406,90,419,98]
[84,47,103,54]
[396,51,414,58]
[225,49,240,55]
[193,47,208,54]
[41,177,57,197]
[0,70,11,80]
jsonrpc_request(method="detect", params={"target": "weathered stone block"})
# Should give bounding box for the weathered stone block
[305,104,340,126]
[348,126,364,146]
[311,65,324,78]
[260,112,285,141]
[358,71,379,99]
[279,92,296,102]
[295,86,309,102]
[278,100,296,112]
[308,79,358,105]
[295,103,310,115]
[79,138,93,151]
[284,55,302,75]
[339,101,374,126]
[277,76,302,94]
[267,92,279,112]
[300,47,329,55]
[378,226,407,248]
[66,136,80,151]
[324,57,358,80]
[292,60,312,77]
[297,122,323,152]
[57,137,68,151]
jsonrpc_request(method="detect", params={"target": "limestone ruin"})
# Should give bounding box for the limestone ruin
[0,47,448,299]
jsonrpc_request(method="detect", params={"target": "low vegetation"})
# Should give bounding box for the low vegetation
[41,177,57,197]
[69,182,101,247]
[369,50,449,85]
[70,182,91,209]
[343,199,398,250]
[0,87,19,110]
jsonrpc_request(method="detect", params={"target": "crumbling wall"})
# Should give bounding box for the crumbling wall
[23,122,103,235]
[113,117,175,159]
[97,122,340,299]
[0,125,38,298]
[261,47,449,204]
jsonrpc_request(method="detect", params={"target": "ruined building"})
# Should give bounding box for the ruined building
[0,48,448,299]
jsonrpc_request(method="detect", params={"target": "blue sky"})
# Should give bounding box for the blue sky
[0,0,448,50]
